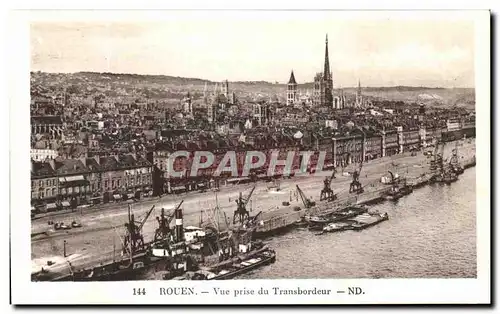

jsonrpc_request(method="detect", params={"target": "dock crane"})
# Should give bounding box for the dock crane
[296,185,316,208]
[122,204,155,255]
[153,200,184,243]
[233,186,256,225]
[349,162,364,194]
[320,168,337,202]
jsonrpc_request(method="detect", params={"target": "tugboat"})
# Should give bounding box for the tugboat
[383,172,413,201]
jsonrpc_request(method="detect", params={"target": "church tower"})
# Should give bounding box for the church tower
[323,34,333,107]
[183,92,193,115]
[355,79,363,107]
[222,79,229,98]
[287,70,298,106]
[313,34,334,107]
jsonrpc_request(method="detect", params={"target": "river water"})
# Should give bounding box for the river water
[242,167,476,279]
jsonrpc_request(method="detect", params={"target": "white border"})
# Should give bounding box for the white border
[8,8,491,305]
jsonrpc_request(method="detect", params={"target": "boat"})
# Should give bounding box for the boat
[321,221,355,233]
[306,206,368,230]
[382,171,413,201]
[449,142,465,175]
[442,171,458,184]
[348,212,389,231]
[399,183,413,195]
[450,164,464,175]
[182,247,276,280]
[383,186,403,201]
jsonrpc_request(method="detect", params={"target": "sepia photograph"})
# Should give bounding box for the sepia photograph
[9,8,491,305]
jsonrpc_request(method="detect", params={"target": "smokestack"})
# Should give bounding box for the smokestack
[175,206,184,243]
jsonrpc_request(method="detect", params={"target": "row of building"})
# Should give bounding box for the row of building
[151,123,475,193]
[31,154,153,212]
[31,120,475,212]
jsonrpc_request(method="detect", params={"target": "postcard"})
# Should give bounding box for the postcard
[9,9,491,305]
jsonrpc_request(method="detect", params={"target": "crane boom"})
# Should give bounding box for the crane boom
[138,205,155,231]
[329,168,337,182]
[243,186,256,207]
[388,171,395,184]
[296,185,314,208]
[249,211,263,225]
[164,200,184,226]
[174,200,184,212]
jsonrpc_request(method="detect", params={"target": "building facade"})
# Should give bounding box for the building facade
[30,149,58,161]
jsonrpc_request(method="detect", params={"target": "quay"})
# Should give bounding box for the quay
[31,139,476,276]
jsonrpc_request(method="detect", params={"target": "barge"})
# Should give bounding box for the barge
[175,246,276,280]
[349,212,389,231]
[321,221,356,233]
[306,206,368,231]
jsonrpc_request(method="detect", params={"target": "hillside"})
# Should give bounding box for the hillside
[31,71,475,109]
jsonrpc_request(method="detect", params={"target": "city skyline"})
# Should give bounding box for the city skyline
[31,11,475,88]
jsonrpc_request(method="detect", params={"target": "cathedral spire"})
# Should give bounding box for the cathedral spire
[324,34,330,80]
[288,70,297,85]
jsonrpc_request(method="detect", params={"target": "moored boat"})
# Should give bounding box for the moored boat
[306,206,368,230]
[349,212,389,231]
[322,221,355,233]
[173,247,276,280]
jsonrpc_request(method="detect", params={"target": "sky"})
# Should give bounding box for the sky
[30,11,476,88]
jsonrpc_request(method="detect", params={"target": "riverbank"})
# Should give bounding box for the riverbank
[31,139,476,274]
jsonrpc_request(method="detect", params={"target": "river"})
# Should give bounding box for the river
[242,167,476,279]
